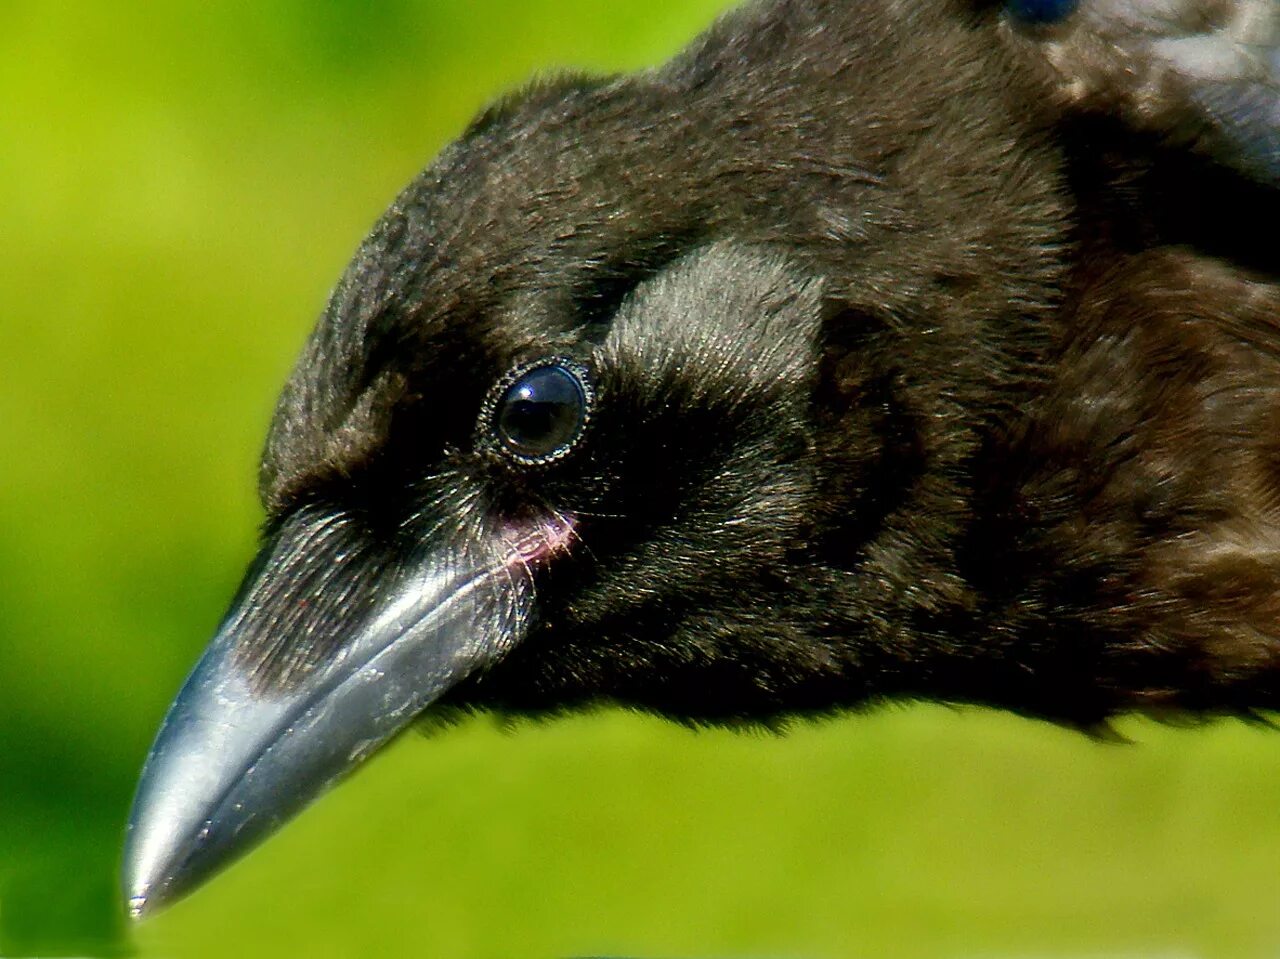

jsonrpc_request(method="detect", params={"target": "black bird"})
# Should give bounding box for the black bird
[125,0,1280,917]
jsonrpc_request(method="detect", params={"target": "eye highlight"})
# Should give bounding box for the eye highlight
[487,358,592,465]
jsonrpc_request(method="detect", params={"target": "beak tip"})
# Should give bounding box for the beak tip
[122,809,186,921]
[123,845,186,920]
[122,839,163,920]
[126,894,150,921]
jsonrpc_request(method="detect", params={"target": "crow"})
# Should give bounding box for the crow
[124,0,1280,918]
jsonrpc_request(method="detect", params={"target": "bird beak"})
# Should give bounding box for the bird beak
[122,505,531,918]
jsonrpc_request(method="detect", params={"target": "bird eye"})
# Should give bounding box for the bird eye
[490,360,591,464]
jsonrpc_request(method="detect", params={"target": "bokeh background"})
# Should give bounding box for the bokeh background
[3,1,1280,956]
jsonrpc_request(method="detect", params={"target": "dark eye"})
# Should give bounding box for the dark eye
[492,360,591,464]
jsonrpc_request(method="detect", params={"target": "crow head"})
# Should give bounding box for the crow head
[128,0,1247,917]
[258,237,832,724]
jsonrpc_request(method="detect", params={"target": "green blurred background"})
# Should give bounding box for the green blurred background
[3,1,1280,956]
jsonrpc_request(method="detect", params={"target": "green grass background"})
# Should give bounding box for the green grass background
[3,1,1280,956]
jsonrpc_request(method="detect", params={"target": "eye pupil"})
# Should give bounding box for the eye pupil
[495,362,588,462]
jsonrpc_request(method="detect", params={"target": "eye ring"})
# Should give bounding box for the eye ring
[479,356,594,467]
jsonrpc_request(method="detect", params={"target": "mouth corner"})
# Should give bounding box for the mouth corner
[500,510,578,568]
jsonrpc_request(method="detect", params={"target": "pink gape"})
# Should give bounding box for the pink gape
[501,512,577,569]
